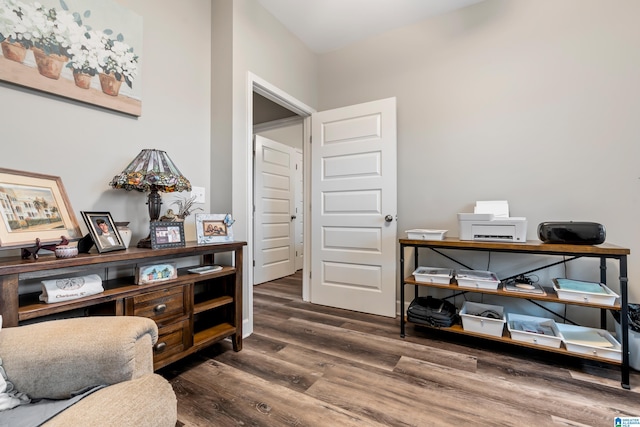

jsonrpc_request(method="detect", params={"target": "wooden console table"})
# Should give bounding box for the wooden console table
[400,238,632,389]
[0,241,246,370]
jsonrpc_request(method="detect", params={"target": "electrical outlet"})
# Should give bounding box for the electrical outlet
[191,186,205,203]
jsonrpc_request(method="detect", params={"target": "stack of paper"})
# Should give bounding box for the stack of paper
[474,200,510,218]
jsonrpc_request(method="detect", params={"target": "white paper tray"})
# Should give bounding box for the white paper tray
[406,229,447,240]
[413,267,453,284]
[556,323,621,362]
[460,301,505,337]
[552,279,619,306]
[456,269,500,290]
[506,313,564,348]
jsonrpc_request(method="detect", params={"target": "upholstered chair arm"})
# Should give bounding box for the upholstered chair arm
[0,316,158,399]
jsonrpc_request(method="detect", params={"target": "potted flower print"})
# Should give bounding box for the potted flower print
[0,0,33,63]
[66,29,102,89]
[25,2,78,79]
[97,33,138,96]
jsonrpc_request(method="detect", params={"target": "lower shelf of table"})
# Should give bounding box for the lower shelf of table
[193,322,236,349]
[404,319,622,366]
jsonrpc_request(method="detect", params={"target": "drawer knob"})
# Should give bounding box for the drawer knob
[155,342,167,352]
[154,303,167,314]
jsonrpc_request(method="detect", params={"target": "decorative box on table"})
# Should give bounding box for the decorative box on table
[135,262,178,285]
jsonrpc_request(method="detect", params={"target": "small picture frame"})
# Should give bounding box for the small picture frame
[81,211,126,253]
[135,262,178,285]
[196,213,234,244]
[150,221,185,249]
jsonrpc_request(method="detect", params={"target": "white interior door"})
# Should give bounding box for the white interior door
[311,97,397,317]
[254,135,296,284]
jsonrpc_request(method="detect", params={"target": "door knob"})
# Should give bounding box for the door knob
[291,215,297,220]
[385,215,393,223]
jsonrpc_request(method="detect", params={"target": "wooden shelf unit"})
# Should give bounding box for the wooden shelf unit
[0,241,246,370]
[399,237,632,389]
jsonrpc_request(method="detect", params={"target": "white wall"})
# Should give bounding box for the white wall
[317,0,640,319]
[219,0,317,333]
[0,0,213,246]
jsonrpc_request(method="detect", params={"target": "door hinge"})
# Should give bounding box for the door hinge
[253,260,255,267]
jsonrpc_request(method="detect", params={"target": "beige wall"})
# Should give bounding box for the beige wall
[229,0,317,244]
[0,0,213,245]
[256,122,304,150]
[318,0,640,310]
[212,0,317,331]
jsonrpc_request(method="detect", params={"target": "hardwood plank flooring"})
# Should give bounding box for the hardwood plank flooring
[161,271,640,426]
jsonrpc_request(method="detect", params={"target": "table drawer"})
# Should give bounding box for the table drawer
[127,285,188,324]
[154,319,190,367]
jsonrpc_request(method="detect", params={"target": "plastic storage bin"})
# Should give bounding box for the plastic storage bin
[506,313,564,348]
[412,267,453,284]
[460,301,505,337]
[456,269,500,290]
[406,229,447,240]
[552,279,619,306]
[556,323,622,362]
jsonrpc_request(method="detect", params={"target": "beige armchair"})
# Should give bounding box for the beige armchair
[0,316,177,427]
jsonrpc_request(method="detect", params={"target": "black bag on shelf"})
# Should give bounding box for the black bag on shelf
[611,303,640,333]
[407,296,458,327]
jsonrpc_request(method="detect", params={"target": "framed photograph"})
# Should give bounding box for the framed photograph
[135,262,178,285]
[0,168,82,249]
[81,212,126,253]
[196,213,234,244]
[150,221,185,249]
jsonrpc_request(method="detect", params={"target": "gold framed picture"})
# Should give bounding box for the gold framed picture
[0,168,82,249]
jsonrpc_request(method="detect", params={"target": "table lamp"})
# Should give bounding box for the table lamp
[109,149,191,248]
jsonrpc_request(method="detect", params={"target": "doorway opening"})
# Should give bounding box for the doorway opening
[248,75,314,307]
[253,94,303,285]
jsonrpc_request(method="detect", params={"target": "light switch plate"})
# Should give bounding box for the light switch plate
[191,186,205,203]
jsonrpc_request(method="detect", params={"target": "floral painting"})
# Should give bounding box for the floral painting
[0,0,143,116]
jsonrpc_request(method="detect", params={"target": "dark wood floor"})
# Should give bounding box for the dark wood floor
[160,271,640,426]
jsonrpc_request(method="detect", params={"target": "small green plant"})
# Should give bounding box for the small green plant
[172,195,203,220]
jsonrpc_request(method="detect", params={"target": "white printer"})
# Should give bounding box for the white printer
[458,201,527,243]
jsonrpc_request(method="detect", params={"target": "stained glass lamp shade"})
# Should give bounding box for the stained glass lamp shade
[109,149,191,247]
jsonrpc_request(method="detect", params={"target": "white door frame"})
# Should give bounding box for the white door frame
[244,72,315,334]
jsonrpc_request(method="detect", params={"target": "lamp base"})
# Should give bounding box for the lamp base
[137,235,152,248]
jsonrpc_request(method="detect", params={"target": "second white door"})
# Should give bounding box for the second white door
[254,135,296,284]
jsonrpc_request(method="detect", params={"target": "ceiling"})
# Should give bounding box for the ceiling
[257,0,485,54]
